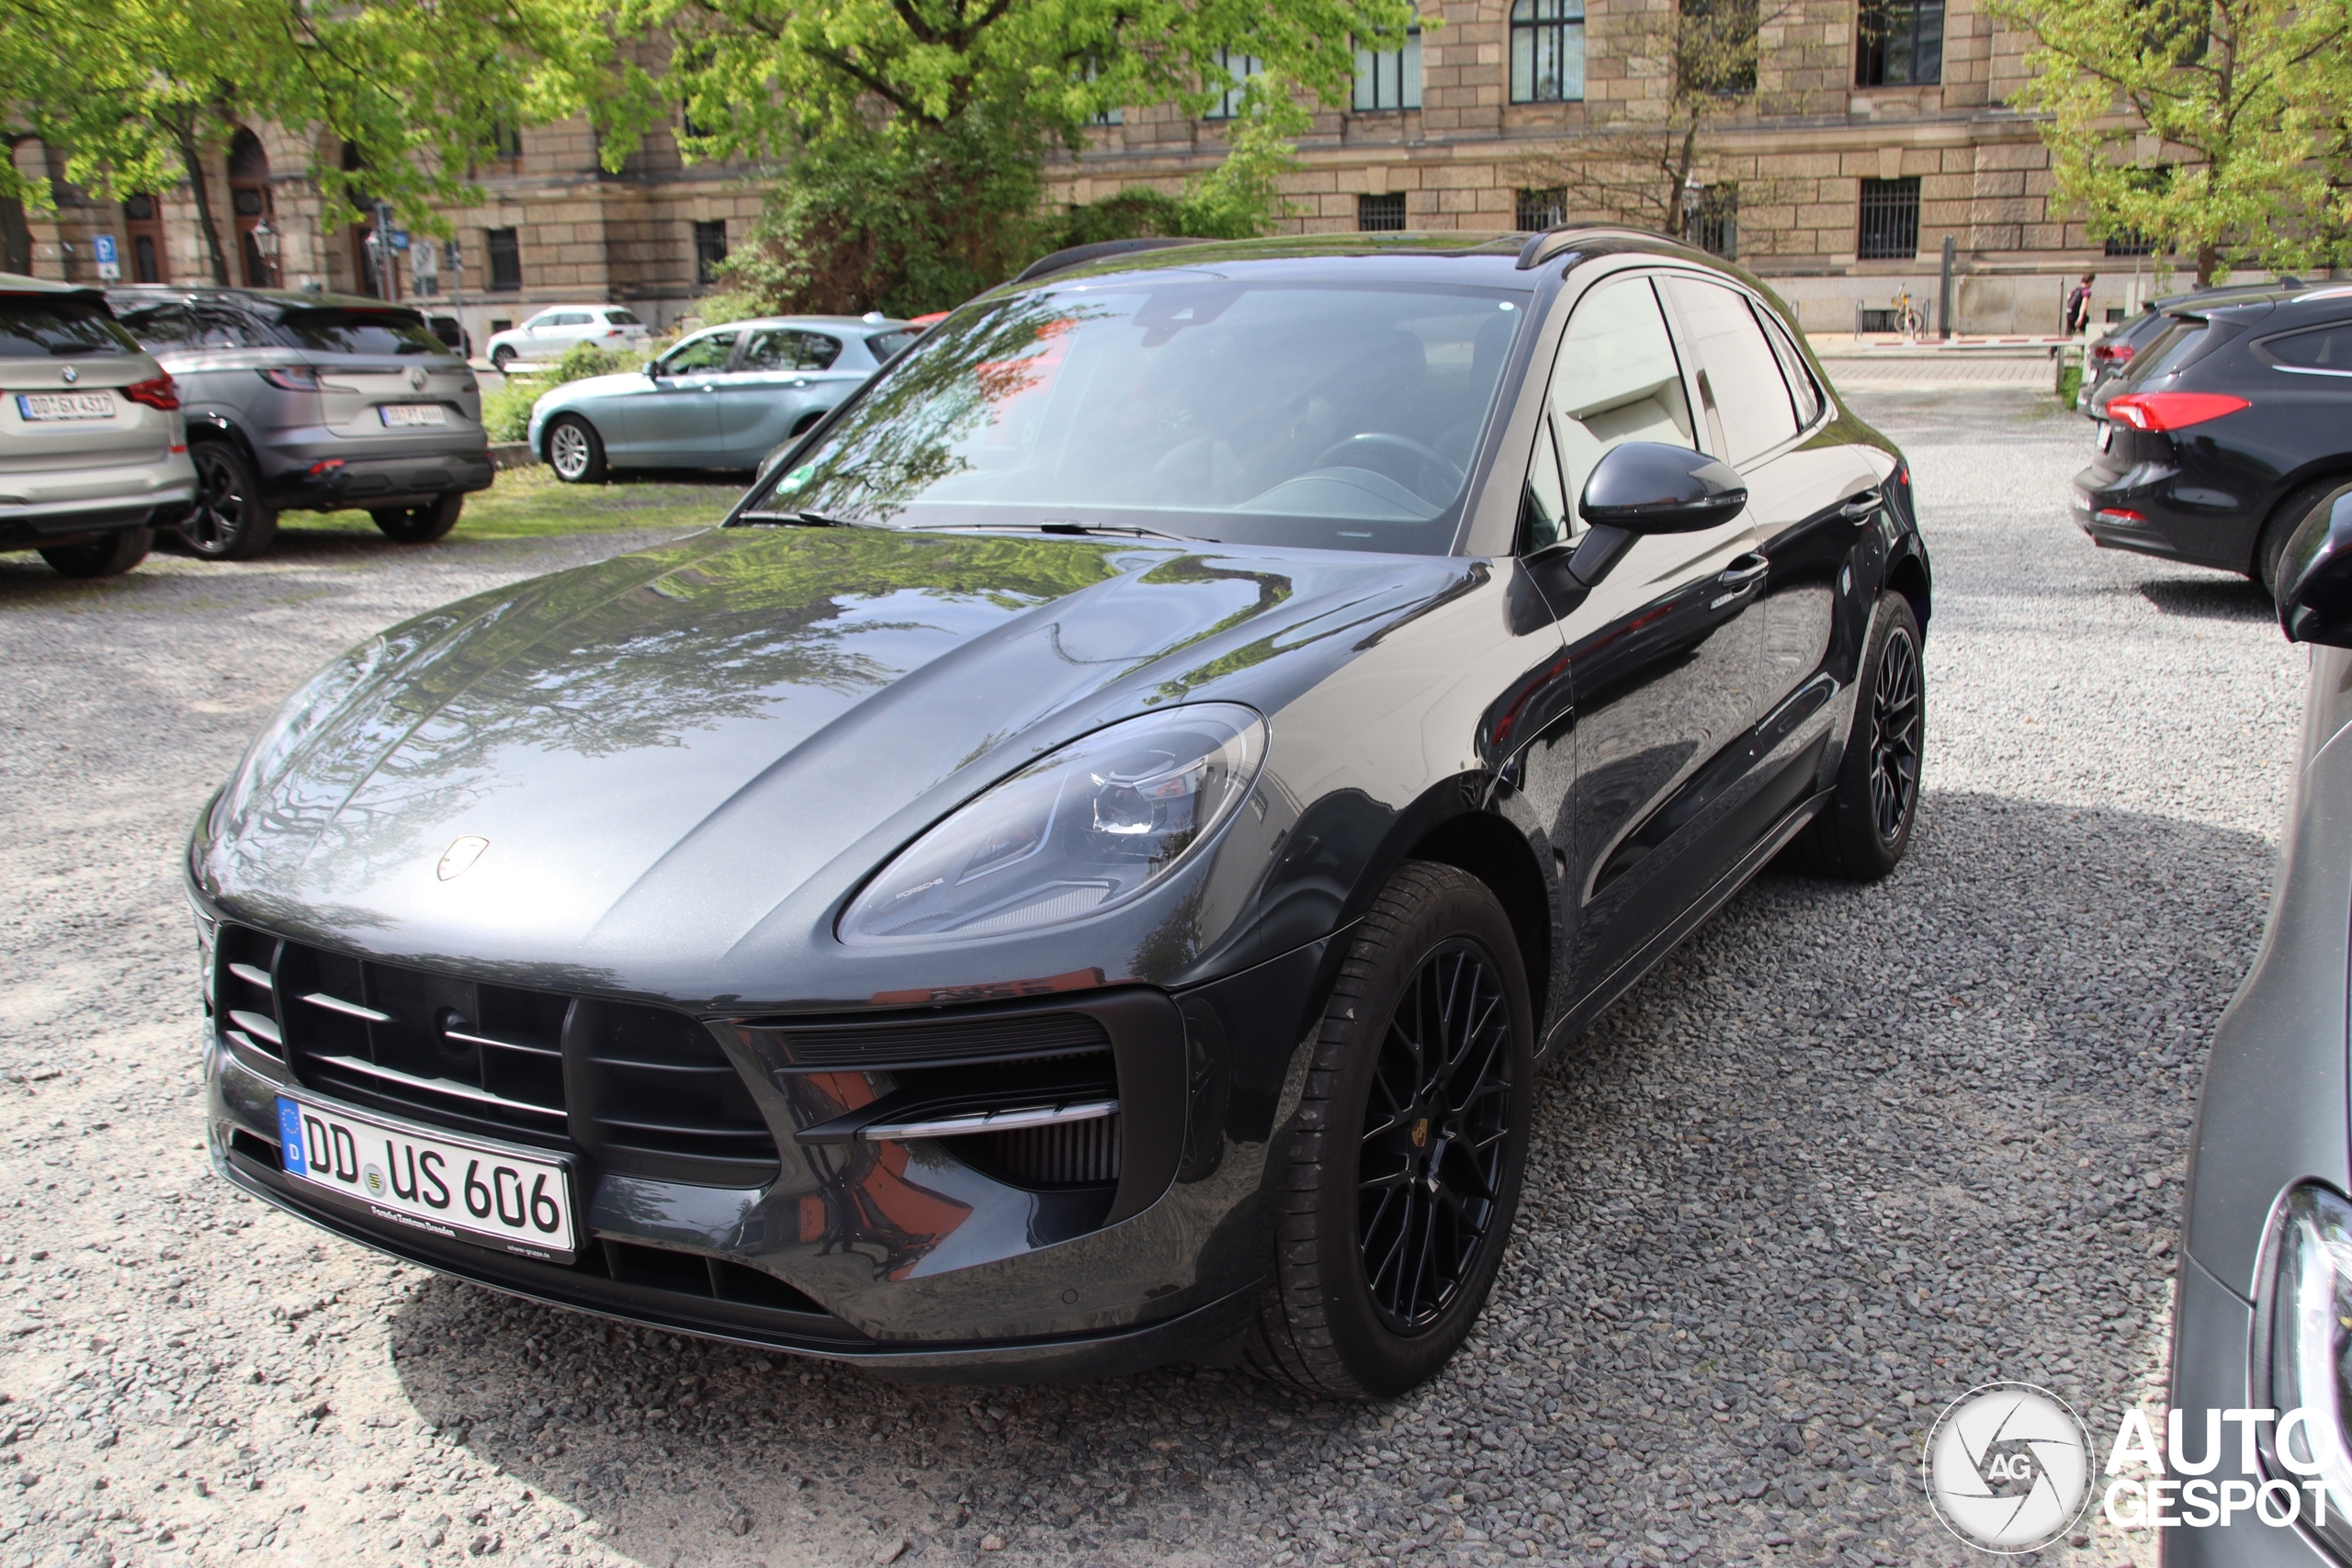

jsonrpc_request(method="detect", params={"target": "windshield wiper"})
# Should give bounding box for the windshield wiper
[927,520,1204,543]
[736,510,876,528]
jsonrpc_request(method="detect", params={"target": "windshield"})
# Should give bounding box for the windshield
[746,277,1530,553]
[275,310,446,356]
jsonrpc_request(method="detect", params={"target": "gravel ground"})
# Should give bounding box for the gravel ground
[0,390,2305,1568]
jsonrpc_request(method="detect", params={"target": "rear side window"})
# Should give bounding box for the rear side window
[741,329,842,372]
[604,309,642,325]
[274,310,444,355]
[0,296,134,357]
[866,329,920,361]
[2262,322,2352,373]
[1662,275,1800,465]
[114,302,201,351]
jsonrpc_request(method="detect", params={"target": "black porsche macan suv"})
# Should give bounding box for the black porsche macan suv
[2075,283,2352,593]
[193,230,1930,1394]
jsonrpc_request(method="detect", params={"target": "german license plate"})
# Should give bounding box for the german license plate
[17,391,115,421]
[379,403,448,427]
[274,1094,576,1261]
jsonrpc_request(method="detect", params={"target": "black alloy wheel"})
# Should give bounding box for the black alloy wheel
[1245,861,1533,1400]
[1356,941,1515,1333]
[181,441,278,560]
[371,492,465,544]
[39,526,153,578]
[1787,594,1925,879]
[1867,622,1921,845]
[490,344,515,371]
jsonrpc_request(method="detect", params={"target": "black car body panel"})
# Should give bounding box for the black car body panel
[2073,286,2352,576]
[195,231,1928,1372]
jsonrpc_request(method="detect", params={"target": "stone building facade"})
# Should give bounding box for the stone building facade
[5,117,767,345]
[0,0,2230,338]
[1050,0,2211,333]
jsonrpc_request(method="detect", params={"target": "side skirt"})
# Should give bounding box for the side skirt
[1537,786,1833,1066]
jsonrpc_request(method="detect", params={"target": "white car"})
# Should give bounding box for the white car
[484,306,650,370]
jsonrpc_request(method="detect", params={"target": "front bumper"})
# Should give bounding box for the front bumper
[262,448,495,513]
[2073,458,2261,575]
[2161,1253,2336,1565]
[204,931,1340,1380]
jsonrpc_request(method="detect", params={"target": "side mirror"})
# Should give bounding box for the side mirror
[1567,442,1749,587]
[2278,490,2352,647]
[645,362,665,379]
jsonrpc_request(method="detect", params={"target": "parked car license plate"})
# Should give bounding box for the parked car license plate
[17,391,115,421]
[274,1094,576,1260]
[379,403,448,427]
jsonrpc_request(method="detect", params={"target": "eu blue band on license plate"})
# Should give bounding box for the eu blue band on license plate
[277,1097,308,1174]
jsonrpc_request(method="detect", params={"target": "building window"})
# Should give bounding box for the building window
[485,227,522,292]
[1856,176,1920,259]
[1856,0,1942,85]
[2103,230,2158,257]
[1510,0,1587,104]
[694,220,729,287]
[1359,192,1408,231]
[1516,188,1567,230]
[1204,48,1261,119]
[1689,184,1738,259]
[492,125,523,162]
[1353,28,1422,110]
[123,194,166,284]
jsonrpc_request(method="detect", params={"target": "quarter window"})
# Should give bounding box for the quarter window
[1510,0,1587,104]
[1354,28,1423,110]
[2263,324,2352,373]
[1856,0,1942,85]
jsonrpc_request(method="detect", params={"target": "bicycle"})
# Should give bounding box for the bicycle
[1889,288,1926,340]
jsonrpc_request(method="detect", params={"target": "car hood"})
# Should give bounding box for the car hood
[197,525,1470,998]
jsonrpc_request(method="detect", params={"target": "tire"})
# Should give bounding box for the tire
[2256,479,2352,599]
[1787,594,1924,880]
[545,415,606,484]
[180,441,278,560]
[370,492,464,544]
[1243,862,1535,1401]
[490,345,515,371]
[39,526,152,578]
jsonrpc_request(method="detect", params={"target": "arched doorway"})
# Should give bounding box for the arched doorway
[229,129,273,287]
[123,194,167,282]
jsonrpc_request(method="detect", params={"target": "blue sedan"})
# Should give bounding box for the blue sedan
[527,314,918,481]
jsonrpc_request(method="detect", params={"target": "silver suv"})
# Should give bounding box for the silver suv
[1,275,195,577]
[108,286,491,559]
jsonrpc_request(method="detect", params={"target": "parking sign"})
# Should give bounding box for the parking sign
[92,233,119,281]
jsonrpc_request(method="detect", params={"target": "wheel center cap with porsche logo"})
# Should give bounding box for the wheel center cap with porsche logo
[437,835,490,881]
[1410,1117,1430,1148]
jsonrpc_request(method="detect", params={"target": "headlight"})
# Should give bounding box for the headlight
[839,704,1267,944]
[2263,1184,2352,1545]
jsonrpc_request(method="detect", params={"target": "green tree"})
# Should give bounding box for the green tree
[1992,0,2352,284]
[634,0,1419,315]
[0,0,653,282]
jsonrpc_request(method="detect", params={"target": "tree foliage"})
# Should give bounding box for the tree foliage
[1992,0,2352,283]
[634,0,1419,314]
[0,0,654,281]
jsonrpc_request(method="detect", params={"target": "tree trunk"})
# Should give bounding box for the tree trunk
[1667,121,1699,238]
[2197,242,2220,288]
[167,110,230,285]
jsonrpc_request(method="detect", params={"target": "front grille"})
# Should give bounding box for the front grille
[742,1009,1112,1069]
[216,926,779,1182]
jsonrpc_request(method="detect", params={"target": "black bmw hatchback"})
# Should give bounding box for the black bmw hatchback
[2075,284,2352,592]
[192,230,1930,1396]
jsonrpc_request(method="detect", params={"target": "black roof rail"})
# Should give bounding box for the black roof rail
[1011,237,1223,286]
[1514,224,1690,271]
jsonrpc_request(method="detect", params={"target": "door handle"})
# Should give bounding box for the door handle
[1838,491,1884,519]
[1716,553,1770,589]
